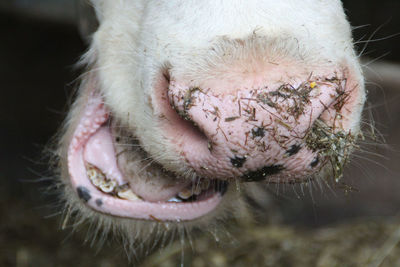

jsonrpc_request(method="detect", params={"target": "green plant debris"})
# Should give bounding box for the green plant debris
[183,87,200,111]
[255,80,316,120]
[225,116,240,122]
[305,119,357,182]
[174,86,202,121]
[257,93,277,108]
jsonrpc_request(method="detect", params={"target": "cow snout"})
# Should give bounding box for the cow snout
[161,66,360,183]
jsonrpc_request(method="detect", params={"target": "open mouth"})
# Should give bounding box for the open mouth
[67,92,228,222]
[67,68,360,222]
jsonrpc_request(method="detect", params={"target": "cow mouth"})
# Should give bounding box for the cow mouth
[67,92,228,222]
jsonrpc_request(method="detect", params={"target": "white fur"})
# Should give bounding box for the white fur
[85,0,365,175]
[59,0,366,258]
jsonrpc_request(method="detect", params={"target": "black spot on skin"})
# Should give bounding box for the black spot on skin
[77,186,91,203]
[242,165,285,182]
[230,156,247,168]
[310,156,319,168]
[95,199,103,207]
[251,127,265,138]
[286,144,301,156]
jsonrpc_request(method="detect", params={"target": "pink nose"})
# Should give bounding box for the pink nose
[166,72,356,182]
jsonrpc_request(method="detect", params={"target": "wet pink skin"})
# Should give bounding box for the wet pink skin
[157,70,356,182]
[68,93,222,221]
[84,127,126,185]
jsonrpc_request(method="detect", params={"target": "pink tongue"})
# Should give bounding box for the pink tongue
[84,127,126,185]
[84,126,190,202]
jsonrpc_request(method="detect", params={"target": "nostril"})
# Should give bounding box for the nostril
[173,105,209,144]
[167,86,209,144]
[168,86,201,121]
[154,72,211,164]
[162,69,171,84]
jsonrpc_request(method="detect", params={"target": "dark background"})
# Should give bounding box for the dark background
[0,1,399,266]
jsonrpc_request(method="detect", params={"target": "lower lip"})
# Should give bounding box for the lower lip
[67,92,224,221]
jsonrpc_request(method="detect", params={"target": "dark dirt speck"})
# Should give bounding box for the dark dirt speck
[77,186,91,203]
[252,127,265,138]
[286,144,301,156]
[230,156,247,168]
[95,199,103,207]
[310,157,319,168]
[242,165,285,182]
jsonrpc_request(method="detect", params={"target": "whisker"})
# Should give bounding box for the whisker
[350,154,391,172]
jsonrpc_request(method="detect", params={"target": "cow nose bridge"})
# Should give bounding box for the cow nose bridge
[167,74,344,181]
